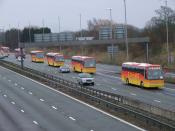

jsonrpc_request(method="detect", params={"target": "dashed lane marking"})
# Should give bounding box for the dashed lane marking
[154,100,161,103]
[1,66,145,131]
[33,121,39,125]
[40,99,45,102]
[112,88,117,91]
[28,92,33,95]
[52,106,57,110]
[11,101,15,105]
[69,116,76,121]
[130,93,137,96]
[21,109,25,113]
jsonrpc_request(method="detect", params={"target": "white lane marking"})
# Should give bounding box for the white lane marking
[2,66,145,131]
[40,99,45,102]
[130,93,137,96]
[14,83,18,86]
[154,100,161,103]
[52,106,57,110]
[96,72,121,80]
[8,80,11,82]
[11,101,15,105]
[21,87,24,90]
[112,88,117,91]
[33,121,39,125]
[21,109,25,113]
[28,92,33,95]
[90,130,94,131]
[69,116,76,121]
[3,94,7,98]
[166,88,175,91]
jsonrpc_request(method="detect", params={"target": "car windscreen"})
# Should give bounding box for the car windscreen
[147,68,163,80]
[84,59,96,67]
[79,73,93,78]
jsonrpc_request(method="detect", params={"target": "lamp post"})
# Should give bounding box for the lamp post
[80,14,83,55]
[18,23,24,69]
[165,0,170,64]
[29,22,31,43]
[107,8,114,60]
[123,0,129,61]
[42,19,45,42]
[58,16,61,53]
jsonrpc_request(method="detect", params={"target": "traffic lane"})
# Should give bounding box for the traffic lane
[0,67,142,131]
[0,69,91,131]
[94,74,175,110]
[5,56,175,109]
[0,82,44,131]
[97,63,121,72]
[5,56,175,102]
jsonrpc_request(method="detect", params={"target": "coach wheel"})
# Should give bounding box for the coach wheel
[126,78,129,85]
[140,81,144,88]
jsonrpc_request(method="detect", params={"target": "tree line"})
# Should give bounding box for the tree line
[5,27,51,49]
[3,5,175,53]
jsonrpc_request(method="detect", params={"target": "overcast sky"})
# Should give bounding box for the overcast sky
[0,0,175,32]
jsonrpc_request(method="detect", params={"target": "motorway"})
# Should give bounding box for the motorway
[4,55,175,111]
[0,66,144,131]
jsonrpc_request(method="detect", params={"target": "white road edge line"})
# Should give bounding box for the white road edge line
[69,116,76,121]
[1,66,146,131]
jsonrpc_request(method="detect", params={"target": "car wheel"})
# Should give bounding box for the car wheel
[126,78,129,85]
[140,81,144,88]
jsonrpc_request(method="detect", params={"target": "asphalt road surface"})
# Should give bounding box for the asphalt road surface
[0,66,144,131]
[4,55,175,111]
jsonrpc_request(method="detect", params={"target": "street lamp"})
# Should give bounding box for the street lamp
[165,0,170,64]
[106,8,114,60]
[42,19,45,42]
[80,14,84,55]
[58,16,61,53]
[123,0,129,61]
[29,22,31,43]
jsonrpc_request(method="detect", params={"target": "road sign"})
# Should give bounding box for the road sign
[99,27,112,40]
[114,25,125,39]
[107,46,118,55]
